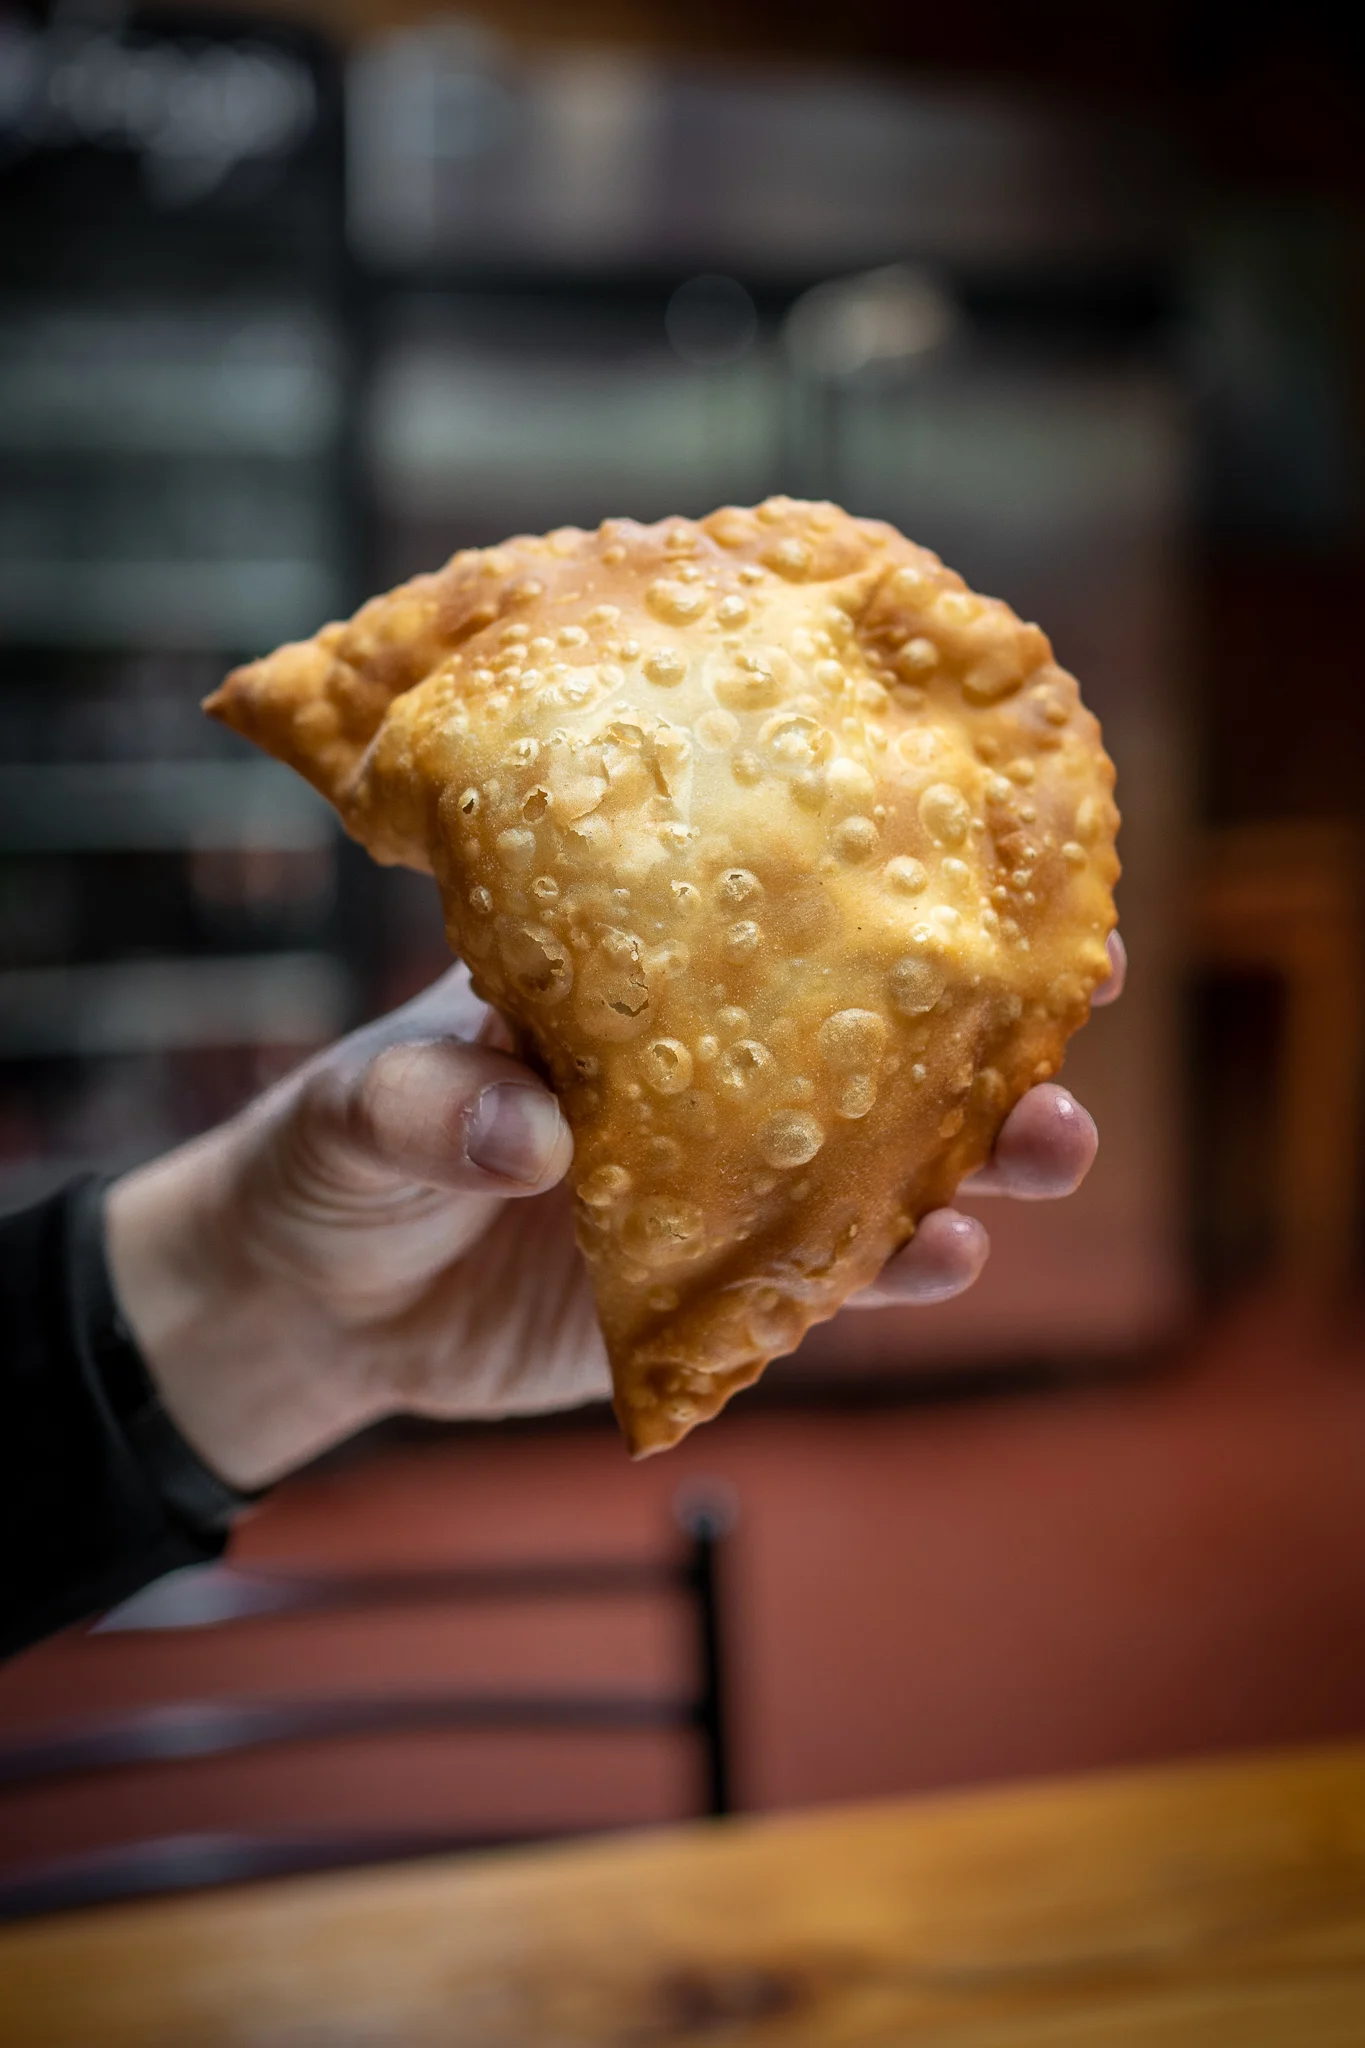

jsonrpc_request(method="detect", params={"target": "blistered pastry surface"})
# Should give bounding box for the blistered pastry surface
[209,501,1119,1454]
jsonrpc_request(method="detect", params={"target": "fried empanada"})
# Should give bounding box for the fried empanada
[207,500,1119,1454]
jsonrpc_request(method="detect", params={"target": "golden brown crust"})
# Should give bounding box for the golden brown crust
[206,501,1119,1455]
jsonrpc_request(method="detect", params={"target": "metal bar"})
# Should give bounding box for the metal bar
[676,1496,733,1819]
[6,1507,739,1892]
[0,1692,703,1790]
[97,1559,689,1633]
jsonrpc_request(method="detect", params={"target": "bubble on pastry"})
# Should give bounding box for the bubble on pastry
[729,648,793,706]
[716,868,762,907]
[643,647,686,687]
[895,636,939,676]
[1043,971,1083,1017]
[647,580,707,626]
[888,563,933,603]
[500,923,574,1004]
[495,827,537,869]
[747,1287,805,1349]
[622,1198,707,1265]
[724,919,763,960]
[852,678,888,711]
[919,783,971,846]
[580,1164,632,1207]
[731,750,763,785]
[648,940,691,980]
[641,1037,694,1096]
[768,717,833,774]
[576,950,652,1041]
[937,590,981,626]
[972,1066,1009,1113]
[818,1008,888,1070]
[836,1074,878,1119]
[833,815,878,863]
[963,654,1026,705]
[758,1110,824,1168]
[825,757,876,810]
[889,955,946,1015]
[718,1039,772,1091]
[765,536,811,580]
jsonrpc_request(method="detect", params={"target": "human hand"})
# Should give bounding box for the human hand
[854,930,1126,1307]
[106,934,1124,1490]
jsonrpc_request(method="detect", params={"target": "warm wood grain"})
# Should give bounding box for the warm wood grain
[4,1742,1365,2046]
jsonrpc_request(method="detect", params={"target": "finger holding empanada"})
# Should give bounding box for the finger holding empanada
[208,499,1118,1455]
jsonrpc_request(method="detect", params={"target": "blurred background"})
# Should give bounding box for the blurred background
[0,0,1362,1918]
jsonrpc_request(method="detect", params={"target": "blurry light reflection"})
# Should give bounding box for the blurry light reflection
[785,265,960,381]
[665,276,758,368]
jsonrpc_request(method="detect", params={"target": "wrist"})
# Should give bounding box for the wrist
[105,1121,386,1491]
[68,1175,258,1533]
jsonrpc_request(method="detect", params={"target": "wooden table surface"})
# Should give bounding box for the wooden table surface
[5,1741,1365,2046]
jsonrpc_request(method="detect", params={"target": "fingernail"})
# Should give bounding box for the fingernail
[466,1084,565,1185]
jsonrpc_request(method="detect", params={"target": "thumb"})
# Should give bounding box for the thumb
[302,1036,574,1198]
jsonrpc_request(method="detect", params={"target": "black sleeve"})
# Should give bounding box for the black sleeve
[0,1177,256,1661]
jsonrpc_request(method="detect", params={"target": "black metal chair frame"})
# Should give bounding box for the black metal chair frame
[0,1496,732,1920]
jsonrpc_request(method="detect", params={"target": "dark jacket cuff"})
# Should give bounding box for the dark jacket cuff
[0,1176,259,1660]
